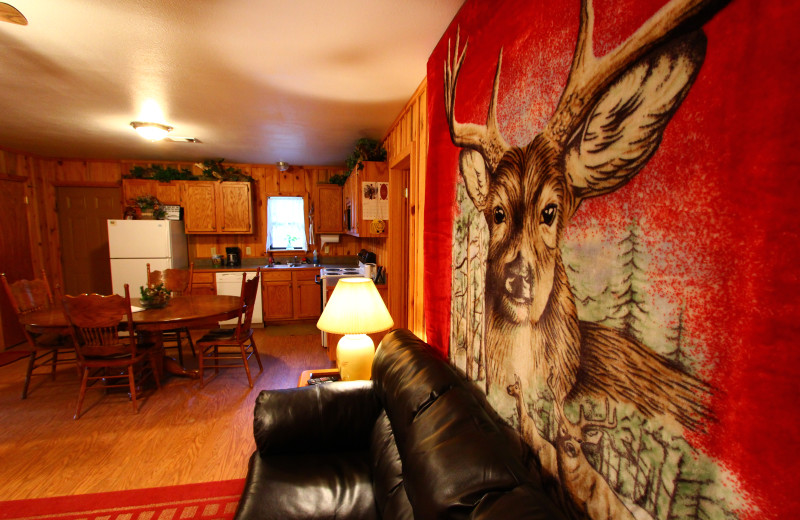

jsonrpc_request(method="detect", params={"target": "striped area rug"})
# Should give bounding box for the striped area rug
[0,478,245,520]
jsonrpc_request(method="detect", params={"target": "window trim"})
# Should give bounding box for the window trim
[266,194,310,253]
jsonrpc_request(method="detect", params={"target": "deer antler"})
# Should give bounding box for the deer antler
[545,0,730,145]
[575,399,618,432]
[444,27,510,171]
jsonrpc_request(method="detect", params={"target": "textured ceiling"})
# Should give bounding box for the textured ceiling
[0,0,463,166]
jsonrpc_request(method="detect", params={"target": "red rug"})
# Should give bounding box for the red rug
[0,350,30,368]
[0,478,245,520]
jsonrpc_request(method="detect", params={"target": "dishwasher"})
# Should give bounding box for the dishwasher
[215,272,263,325]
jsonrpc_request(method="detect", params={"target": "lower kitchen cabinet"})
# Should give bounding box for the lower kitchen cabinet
[294,270,321,319]
[262,269,321,322]
[190,271,216,295]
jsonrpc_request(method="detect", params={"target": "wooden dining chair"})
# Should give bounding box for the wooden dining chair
[196,269,263,388]
[62,284,161,419]
[1,270,76,399]
[146,262,195,364]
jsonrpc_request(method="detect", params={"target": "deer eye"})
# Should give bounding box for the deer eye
[493,206,506,224]
[541,204,557,226]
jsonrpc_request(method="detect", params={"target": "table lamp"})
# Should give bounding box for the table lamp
[316,277,393,380]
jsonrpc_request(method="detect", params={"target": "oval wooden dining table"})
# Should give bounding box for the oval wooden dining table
[18,294,242,379]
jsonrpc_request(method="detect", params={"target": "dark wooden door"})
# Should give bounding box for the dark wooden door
[0,179,34,349]
[57,187,121,296]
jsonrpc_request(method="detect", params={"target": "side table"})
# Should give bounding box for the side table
[297,367,340,387]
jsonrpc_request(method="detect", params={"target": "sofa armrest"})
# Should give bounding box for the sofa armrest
[253,380,381,456]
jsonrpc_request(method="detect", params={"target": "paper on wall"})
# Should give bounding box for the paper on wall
[361,182,389,220]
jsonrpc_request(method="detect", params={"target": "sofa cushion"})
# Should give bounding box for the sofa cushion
[401,385,535,518]
[374,329,566,520]
[235,451,378,520]
[369,410,414,520]
[373,329,463,456]
[253,381,380,456]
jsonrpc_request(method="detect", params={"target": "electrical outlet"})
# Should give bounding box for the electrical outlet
[246,246,252,255]
[210,247,216,256]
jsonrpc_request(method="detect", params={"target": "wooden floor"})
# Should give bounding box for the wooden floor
[0,325,334,501]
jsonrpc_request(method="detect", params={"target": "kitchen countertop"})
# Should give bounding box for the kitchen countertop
[193,259,357,272]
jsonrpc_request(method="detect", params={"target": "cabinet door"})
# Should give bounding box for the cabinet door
[344,172,359,236]
[122,179,156,202]
[263,283,293,320]
[218,182,253,233]
[155,182,182,205]
[183,182,218,233]
[190,271,216,295]
[293,270,321,319]
[316,184,343,233]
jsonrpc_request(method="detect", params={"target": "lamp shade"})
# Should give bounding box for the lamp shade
[316,277,393,334]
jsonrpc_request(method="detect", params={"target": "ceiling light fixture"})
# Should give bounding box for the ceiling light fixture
[277,161,290,171]
[130,121,173,141]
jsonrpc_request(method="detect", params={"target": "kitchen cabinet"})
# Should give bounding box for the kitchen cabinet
[315,184,343,233]
[190,271,216,295]
[122,179,156,202]
[262,268,321,322]
[293,270,321,319]
[343,161,389,237]
[121,179,181,205]
[182,181,253,234]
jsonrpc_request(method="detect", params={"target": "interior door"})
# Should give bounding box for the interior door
[0,179,34,349]
[57,187,121,296]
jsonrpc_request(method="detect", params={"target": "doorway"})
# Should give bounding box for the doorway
[56,187,121,296]
[0,179,34,349]
[389,157,411,330]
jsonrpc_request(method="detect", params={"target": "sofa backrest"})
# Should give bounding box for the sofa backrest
[372,329,566,519]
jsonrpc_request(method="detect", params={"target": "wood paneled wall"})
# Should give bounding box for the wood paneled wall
[0,148,388,298]
[382,79,427,339]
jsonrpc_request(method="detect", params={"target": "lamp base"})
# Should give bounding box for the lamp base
[336,334,375,381]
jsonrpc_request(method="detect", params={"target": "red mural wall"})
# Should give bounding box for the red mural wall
[423,0,799,518]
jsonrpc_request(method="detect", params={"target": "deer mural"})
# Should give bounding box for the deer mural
[445,0,731,517]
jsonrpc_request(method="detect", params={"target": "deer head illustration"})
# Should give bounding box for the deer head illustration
[446,0,729,401]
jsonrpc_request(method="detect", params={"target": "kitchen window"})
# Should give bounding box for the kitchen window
[267,196,308,251]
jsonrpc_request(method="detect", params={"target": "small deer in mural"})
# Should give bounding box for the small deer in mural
[446,0,730,516]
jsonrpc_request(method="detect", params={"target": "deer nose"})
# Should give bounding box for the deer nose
[504,259,533,302]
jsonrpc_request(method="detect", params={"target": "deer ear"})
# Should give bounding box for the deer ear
[459,149,491,211]
[565,31,707,206]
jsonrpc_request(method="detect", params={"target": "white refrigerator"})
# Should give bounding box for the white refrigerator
[108,220,189,297]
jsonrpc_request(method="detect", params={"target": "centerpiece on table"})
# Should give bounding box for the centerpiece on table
[139,283,171,309]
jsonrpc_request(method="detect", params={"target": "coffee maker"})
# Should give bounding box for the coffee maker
[225,247,241,267]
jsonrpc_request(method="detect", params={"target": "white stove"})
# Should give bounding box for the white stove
[318,264,366,349]
[320,265,364,282]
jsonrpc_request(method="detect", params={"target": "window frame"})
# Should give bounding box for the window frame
[266,194,310,252]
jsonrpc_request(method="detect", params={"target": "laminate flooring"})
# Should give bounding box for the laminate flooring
[0,326,334,500]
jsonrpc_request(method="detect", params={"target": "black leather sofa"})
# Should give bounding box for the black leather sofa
[234,328,566,520]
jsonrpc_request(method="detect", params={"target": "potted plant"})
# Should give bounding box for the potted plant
[126,195,166,220]
[344,138,387,176]
[139,283,171,309]
[195,159,251,181]
[126,164,194,181]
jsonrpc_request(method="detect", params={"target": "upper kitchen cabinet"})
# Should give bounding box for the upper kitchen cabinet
[182,181,254,234]
[121,180,182,206]
[343,161,389,238]
[315,184,343,233]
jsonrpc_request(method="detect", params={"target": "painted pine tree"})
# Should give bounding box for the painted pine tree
[450,182,487,383]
